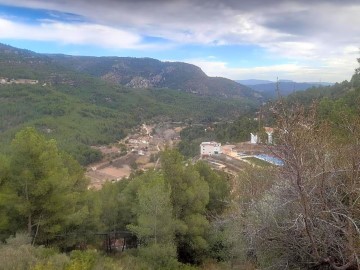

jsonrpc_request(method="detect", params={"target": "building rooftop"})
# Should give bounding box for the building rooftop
[264,127,274,133]
[200,141,220,145]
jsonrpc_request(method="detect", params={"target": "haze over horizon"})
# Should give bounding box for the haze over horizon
[0,0,359,83]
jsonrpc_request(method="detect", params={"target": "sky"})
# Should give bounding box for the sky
[0,0,359,83]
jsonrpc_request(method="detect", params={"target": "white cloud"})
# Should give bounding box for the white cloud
[186,53,357,83]
[0,0,359,81]
[0,17,145,49]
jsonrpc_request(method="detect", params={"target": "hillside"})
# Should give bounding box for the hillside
[49,54,259,99]
[0,43,71,80]
[239,79,333,98]
[0,43,259,164]
[286,76,359,106]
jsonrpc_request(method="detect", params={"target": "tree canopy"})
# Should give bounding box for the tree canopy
[1,127,90,244]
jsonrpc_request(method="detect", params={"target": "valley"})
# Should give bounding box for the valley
[0,41,359,270]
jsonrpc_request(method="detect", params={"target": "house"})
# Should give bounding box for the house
[200,142,222,156]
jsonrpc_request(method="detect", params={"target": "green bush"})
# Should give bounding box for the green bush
[138,243,179,270]
[66,250,98,270]
[0,233,69,270]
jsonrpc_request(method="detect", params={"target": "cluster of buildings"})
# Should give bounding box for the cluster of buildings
[0,77,39,85]
[126,137,150,156]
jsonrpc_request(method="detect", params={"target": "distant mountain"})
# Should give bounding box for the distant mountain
[305,82,334,86]
[236,79,274,85]
[0,42,261,100]
[237,79,333,98]
[49,55,260,99]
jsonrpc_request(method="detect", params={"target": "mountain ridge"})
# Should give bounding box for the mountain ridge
[0,42,261,100]
[48,54,260,99]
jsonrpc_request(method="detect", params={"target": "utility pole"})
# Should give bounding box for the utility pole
[258,105,262,132]
[276,77,280,99]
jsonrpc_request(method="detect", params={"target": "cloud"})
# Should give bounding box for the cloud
[0,17,148,49]
[186,55,357,83]
[0,0,359,81]
[1,1,359,53]
[1,0,359,45]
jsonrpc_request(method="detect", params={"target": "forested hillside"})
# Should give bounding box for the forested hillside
[286,71,360,106]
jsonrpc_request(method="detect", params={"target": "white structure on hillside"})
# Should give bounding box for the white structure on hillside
[250,127,274,145]
[264,127,274,144]
[250,133,258,144]
[200,142,221,156]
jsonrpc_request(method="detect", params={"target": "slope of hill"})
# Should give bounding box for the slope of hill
[286,77,359,106]
[0,43,71,80]
[49,54,259,99]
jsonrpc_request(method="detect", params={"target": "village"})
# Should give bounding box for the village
[86,122,182,189]
[86,122,282,189]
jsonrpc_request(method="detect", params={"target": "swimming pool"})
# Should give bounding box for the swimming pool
[254,154,284,166]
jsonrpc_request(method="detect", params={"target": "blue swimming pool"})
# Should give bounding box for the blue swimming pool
[254,154,284,166]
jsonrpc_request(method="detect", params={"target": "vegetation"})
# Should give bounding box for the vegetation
[225,101,360,269]
[0,76,257,165]
[0,128,93,244]
[0,127,233,269]
[178,116,258,158]
[242,157,272,167]
[178,125,215,157]
[214,117,258,143]
[1,105,359,269]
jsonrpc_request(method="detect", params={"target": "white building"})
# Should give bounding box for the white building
[264,127,274,144]
[250,133,258,144]
[200,142,221,156]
